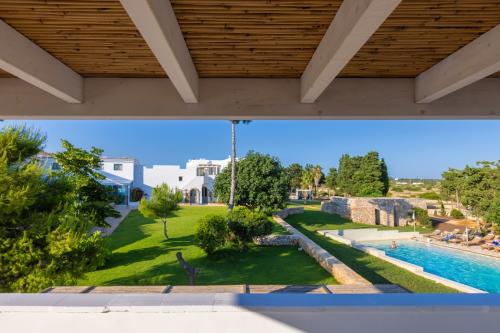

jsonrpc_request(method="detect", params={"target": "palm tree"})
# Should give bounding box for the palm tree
[228,120,251,211]
[312,165,323,197]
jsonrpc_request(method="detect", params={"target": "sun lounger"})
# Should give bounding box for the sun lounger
[425,230,441,238]
[448,237,463,244]
[482,237,500,250]
[463,236,484,247]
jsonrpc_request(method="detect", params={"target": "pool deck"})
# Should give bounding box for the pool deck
[418,237,500,259]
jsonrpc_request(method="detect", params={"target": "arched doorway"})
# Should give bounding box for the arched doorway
[189,189,198,204]
[202,186,208,204]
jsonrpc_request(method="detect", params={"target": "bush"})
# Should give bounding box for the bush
[227,207,273,250]
[130,187,144,202]
[418,192,441,200]
[195,215,228,255]
[391,186,404,192]
[450,209,465,219]
[413,207,432,228]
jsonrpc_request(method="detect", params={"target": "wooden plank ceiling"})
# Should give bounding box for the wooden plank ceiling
[0,0,499,79]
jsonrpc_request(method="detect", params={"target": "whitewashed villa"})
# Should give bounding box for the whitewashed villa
[38,153,231,205]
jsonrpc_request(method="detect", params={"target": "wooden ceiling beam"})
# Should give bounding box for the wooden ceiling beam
[1,78,499,120]
[415,24,500,103]
[300,0,401,103]
[120,0,198,103]
[0,19,82,103]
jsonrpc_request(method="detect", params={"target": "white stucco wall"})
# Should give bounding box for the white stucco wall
[100,159,136,182]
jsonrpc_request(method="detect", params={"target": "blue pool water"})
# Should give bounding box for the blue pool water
[363,240,500,293]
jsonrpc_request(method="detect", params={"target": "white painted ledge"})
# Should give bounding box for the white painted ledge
[1,294,500,333]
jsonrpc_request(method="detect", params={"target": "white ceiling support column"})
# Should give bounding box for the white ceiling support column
[300,0,401,103]
[0,20,82,103]
[415,24,500,103]
[120,0,199,103]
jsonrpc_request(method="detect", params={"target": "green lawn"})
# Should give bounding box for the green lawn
[79,206,335,286]
[285,208,457,293]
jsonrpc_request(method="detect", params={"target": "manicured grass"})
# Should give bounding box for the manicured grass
[79,206,335,286]
[285,208,457,293]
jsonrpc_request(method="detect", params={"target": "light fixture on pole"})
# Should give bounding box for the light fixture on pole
[412,210,416,232]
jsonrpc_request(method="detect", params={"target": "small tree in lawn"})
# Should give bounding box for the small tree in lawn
[139,184,182,240]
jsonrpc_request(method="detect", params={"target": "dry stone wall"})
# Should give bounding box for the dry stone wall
[321,197,427,227]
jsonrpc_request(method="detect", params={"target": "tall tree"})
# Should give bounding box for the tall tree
[441,161,499,228]
[285,163,303,192]
[312,165,324,196]
[228,120,251,211]
[214,151,289,211]
[301,164,315,194]
[139,184,182,240]
[54,140,119,227]
[0,126,108,292]
[336,152,389,197]
[325,167,338,194]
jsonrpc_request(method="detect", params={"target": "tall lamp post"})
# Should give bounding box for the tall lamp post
[412,210,416,233]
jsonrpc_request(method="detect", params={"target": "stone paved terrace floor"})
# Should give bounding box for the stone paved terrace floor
[43,284,408,294]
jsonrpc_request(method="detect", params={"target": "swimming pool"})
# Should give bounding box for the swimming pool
[362,240,500,293]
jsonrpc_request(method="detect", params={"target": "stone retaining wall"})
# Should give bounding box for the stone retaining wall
[274,207,304,219]
[273,209,370,286]
[321,197,427,227]
[253,234,299,246]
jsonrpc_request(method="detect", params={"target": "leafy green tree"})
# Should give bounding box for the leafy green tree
[325,167,338,193]
[214,151,289,211]
[337,152,389,197]
[139,184,182,240]
[0,126,108,292]
[228,120,252,211]
[441,161,499,229]
[285,163,303,192]
[54,140,119,227]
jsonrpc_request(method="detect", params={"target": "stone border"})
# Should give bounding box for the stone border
[273,208,370,286]
[319,231,485,294]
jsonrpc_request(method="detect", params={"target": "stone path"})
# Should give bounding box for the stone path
[91,206,132,237]
[42,284,407,294]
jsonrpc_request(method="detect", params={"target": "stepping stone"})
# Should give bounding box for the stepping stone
[89,286,169,293]
[167,285,246,293]
[248,285,330,294]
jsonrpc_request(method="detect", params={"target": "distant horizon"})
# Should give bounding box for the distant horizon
[1,120,499,179]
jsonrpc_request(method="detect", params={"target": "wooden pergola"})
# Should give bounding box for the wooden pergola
[1,0,499,119]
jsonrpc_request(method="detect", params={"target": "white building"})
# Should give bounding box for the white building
[39,153,231,205]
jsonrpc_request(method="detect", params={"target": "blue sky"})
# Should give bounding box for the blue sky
[1,120,499,179]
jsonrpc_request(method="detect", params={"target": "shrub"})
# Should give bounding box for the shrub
[439,202,447,216]
[413,207,432,228]
[391,186,404,192]
[130,187,144,202]
[195,215,228,255]
[450,208,465,219]
[418,192,441,200]
[227,207,273,250]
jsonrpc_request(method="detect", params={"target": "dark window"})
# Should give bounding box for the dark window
[114,163,123,171]
[179,176,183,181]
